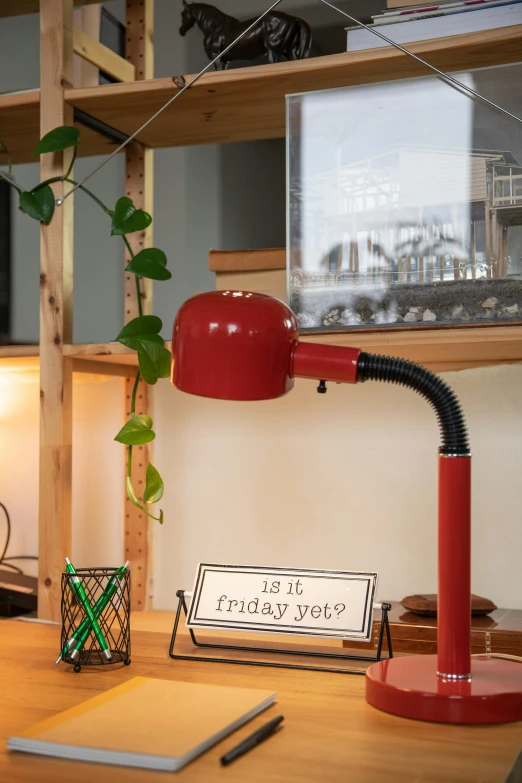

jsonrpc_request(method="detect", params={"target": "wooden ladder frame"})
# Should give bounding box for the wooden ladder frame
[38,0,154,621]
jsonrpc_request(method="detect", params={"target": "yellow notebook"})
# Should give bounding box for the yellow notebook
[7,676,277,772]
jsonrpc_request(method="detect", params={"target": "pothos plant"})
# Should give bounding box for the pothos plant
[1,126,168,524]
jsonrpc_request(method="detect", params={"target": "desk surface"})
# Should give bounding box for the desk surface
[1,615,521,783]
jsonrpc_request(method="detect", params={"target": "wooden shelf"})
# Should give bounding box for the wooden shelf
[304,324,522,372]
[0,91,118,166]
[65,26,522,150]
[63,342,138,364]
[60,326,522,374]
[0,0,99,17]
[0,345,39,359]
[0,345,136,378]
[2,26,521,166]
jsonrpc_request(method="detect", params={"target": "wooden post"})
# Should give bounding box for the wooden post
[501,224,509,277]
[485,205,492,277]
[427,223,434,282]
[470,220,476,280]
[438,225,444,281]
[73,4,100,88]
[452,204,460,280]
[397,228,403,284]
[418,208,424,283]
[38,0,74,621]
[336,241,343,273]
[124,0,154,612]
[353,236,359,276]
[406,227,412,284]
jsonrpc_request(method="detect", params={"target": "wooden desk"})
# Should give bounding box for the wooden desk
[1,617,521,783]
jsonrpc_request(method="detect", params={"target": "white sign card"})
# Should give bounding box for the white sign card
[186,564,378,641]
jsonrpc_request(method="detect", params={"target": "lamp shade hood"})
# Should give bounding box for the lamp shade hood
[171,291,299,401]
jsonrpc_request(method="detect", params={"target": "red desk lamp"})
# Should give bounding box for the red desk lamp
[171,289,522,724]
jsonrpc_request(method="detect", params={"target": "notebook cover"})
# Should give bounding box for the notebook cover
[8,677,276,769]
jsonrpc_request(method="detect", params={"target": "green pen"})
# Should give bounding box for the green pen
[56,561,129,663]
[63,558,112,661]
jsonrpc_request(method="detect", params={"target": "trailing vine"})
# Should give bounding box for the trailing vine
[1,126,168,523]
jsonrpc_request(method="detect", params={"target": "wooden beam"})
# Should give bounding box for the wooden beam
[0,0,99,17]
[0,91,121,166]
[73,4,100,88]
[73,27,136,83]
[209,248,286,273]
[38,0,74,622]
[71,358,136,378]
[66,25,522,149]
[123,0,154,613]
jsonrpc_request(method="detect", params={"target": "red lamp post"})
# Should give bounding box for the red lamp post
[172,289,522,724]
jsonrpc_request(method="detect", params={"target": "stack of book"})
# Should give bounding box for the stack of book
[346,0,522,51]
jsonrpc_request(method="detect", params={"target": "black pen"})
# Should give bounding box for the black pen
[220,715,284,766]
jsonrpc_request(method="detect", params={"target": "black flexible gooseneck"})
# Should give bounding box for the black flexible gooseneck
[356,352,470,457]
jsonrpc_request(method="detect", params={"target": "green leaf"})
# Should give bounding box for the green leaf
[137,343,158,385]
[118,333,163,351]
[19,186,55,224]
[34,126,79,155]
[158,509,164,525]
[143,462,164,504]
[125,248,171,281]
[137,341,161,384]
[158,345,171,379]
[114,414,155,445]
[111,196,152,236]
[115,315,162,345]
[137,342,171,385]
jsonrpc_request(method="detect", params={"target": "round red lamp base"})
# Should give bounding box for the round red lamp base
[366,655,522,724]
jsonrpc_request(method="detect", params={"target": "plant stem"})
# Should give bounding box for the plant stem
[130,370,140,416]
[32,176,110,213]
[0,169,23,195]
[126,368,161,522]
[122,235,143,319]
[127,370,141,479]
[64,145,77,182]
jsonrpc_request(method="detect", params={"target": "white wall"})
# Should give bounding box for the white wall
[0,371,123,575]
[152,364,522,610]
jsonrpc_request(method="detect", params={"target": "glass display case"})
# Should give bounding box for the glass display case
[287,63,522,331]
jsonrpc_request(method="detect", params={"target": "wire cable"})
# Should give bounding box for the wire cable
[318,0,522,126]
[0,502,11,563]
[0,503,38,575]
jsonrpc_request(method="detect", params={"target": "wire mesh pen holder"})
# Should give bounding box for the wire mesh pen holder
[60,567,131,673]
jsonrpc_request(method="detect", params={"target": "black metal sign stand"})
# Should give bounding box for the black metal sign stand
[169,589,393,675]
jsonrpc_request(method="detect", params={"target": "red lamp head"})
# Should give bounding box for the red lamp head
[171,290,299,401]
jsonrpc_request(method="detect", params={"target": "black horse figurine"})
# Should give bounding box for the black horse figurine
[179,1,312,70]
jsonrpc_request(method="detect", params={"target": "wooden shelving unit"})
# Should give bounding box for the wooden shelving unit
[2,25,522,165]
[0,0,99,17]
[2,2,521,619]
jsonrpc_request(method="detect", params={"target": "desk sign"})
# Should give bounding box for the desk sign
[186,564,378,641]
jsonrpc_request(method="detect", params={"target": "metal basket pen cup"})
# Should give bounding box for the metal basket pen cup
[60,566,131,672]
